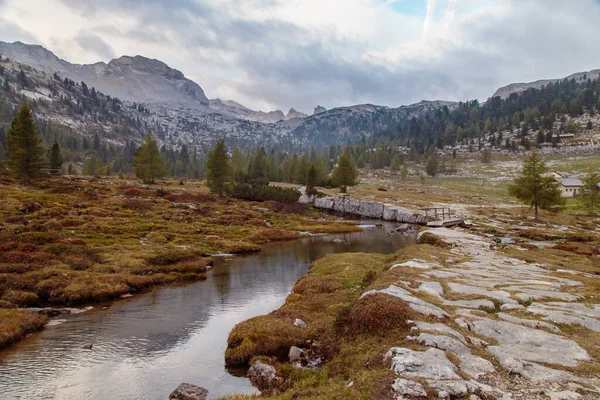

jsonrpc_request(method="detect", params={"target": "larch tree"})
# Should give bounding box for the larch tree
[134,134,168,184]
[6,102,45,182]
[206,140,232,197]
[48,141,64,171]
[331,154,358,193]
[508,151,564,221]
[579,167,600,215]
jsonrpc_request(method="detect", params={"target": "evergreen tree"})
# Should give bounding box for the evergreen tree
[306,164,318,195]
[134,134,168,184]
[294,155,311,184]
[206,140,232,197]
[400,164,408,181]
[83,156,102,177]
[48,141,64,170]
[331,154,358,193]
[17,69,27,88]
[247,147,268,185]
[508,152,564,221]
[6,103,45,182]
[579,167,600,215]
[481,148,492,163]
[425,155,438,176]
[390,154,401,172]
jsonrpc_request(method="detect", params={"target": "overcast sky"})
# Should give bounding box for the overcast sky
[1,0,600,113]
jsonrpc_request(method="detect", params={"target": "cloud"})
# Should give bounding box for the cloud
[75,33,115,60]
[2,0,600,113]
[0,17,39,44]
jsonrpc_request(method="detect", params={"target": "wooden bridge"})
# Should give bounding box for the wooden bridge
[421,207,464,228]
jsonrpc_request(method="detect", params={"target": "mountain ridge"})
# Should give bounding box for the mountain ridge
[491,69,600,99]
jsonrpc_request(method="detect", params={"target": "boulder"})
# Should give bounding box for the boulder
[391,378,428,398]
[288,346,305,363]
[169,383,208,400]
[247,360,279,391]
[313,196,426,224]
[293,318,307,328]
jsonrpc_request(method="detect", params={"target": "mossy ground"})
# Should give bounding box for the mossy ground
[0,172,358,349]
[224,247,451,399]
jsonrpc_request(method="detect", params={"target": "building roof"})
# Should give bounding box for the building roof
[556,177,583,187]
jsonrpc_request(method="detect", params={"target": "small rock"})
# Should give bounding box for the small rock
[347,381,354,387]
[120,293,133,299]
[169,383,208,400]
[392,378,427,398]
[288,346,305,363]
[81,344,93,350]
[394,224,410,233]
[248,360,280,391]
[544,390,582,400]
[438,390,449,399]
[294,318,307,328]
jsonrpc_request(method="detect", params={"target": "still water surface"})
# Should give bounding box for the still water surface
[0,222,414,399]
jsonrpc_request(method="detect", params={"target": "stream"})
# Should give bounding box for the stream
[0,221,415,399]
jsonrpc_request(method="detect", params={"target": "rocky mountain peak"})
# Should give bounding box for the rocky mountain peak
[313,105,327,115]
[286,108,308,120]
[0,40,209,107]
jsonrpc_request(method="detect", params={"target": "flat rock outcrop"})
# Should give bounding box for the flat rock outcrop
[313,196,427,224]
[378,227,599,399]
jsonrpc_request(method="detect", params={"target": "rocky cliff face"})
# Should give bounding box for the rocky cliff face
[313,105,327,115]
[314,196,427,224]
[208,98,285,123]
[491,69,600,99]
[0,41,209,108]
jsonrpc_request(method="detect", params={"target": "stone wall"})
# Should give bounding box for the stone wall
[313,196,427,224]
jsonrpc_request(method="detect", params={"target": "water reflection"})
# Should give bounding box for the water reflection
[0,222,414,399]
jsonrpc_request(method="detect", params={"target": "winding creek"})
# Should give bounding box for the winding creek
[0,222,414,400]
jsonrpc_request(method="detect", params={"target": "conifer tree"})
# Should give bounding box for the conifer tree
[481,148,492,163]
[206,140,232,197]
[306,164,318,195]
[579,167,600,215]
[400,164,408,181]
[508,151,564,221]
[6,103,45,182]
[134,134,167,184]
[425,155,438,176]
[48,141,64,170]
[332,154,358,193]
[390,154,401,172]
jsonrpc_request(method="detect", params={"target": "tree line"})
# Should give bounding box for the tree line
[3,103,360,196]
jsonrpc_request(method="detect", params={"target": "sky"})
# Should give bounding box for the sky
[1,0,600,114]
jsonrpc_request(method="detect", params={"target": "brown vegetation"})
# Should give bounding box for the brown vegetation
[0,173,356,349]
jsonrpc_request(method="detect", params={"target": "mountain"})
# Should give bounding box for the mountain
[0,41,209,108]
[491,68,600,99]
[0,40,460,156]
[313,105,327,115]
